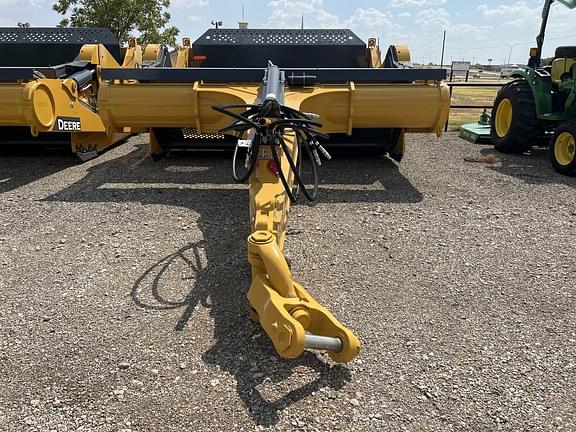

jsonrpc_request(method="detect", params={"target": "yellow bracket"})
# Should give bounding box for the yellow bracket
[347,81,356,135]
[175,38,191,68]
[247,230,360,362]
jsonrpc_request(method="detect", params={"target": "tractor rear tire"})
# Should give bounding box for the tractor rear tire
[491,79,541,154]
[550,121,576,176]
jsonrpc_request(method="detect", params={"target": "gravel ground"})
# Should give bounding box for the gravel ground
[0,133,575,432]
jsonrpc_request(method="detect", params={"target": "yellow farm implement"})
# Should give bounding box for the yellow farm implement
[0,27,450,362]
[96,28,450,362]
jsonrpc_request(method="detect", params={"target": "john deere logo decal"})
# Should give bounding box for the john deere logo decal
[54,117,81,132]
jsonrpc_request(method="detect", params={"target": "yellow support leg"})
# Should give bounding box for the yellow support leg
[246,132,360,363]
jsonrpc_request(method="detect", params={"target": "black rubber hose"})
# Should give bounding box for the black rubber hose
[212,105,262,130]
[288,131,318,201]
[216,104,261,110]
[269,131,299,203]
[271,118,323,129]
[301,136,319,200]
[276,129,318,202]
[294,131,303,200]
[232,132,261,183]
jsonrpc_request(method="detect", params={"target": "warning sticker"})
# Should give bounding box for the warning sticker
[258,146,274,160]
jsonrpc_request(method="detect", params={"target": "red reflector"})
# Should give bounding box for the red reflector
[193,55,207,61]
[267,160,279,176]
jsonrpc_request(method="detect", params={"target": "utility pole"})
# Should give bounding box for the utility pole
[507,43,519,65]
[440,30,446,68]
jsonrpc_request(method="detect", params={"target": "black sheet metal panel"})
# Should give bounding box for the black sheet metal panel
[191,29,369,68]
[100,67,447,83]
[152,127,237,150]
[0,27,122,67]
[0,62,93,81]
[0,67,35,81]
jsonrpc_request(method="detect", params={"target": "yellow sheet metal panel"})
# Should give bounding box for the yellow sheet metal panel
[0,83,30,126]
[0,81,58,130]
[297,83,450,134]
[77,44,121,67]
[99,81,450,135]
[99,83,258,130]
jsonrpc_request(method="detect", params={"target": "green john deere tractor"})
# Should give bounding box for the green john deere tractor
[491,0,576,176]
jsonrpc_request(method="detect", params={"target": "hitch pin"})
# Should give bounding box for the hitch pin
[304,333,343,352]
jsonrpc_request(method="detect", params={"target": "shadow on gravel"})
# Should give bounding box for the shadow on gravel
[480,146,576,187]
[132,238,352,427]
[45,142,422,426]
[0,146,77,193]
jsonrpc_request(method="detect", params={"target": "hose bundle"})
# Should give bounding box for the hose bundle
[213,99,331,202]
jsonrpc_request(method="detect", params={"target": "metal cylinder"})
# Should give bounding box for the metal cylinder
[304,334,343,352]
[69,69,94,88]
[264,64,285,103]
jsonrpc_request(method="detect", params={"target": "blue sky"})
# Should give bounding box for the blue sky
[2,0,576,65]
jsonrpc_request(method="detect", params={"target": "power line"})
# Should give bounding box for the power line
[445,32,576,51]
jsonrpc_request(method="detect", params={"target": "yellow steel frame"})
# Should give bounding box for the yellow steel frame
[0,43,141,156]
[97,77,450,362]
[99,81,450,158]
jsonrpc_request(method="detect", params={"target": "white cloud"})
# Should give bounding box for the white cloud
[415,8,450,29]
[391,0,446,6]
[266,0,330,28]
[171,0,209,9]
[477,1,534,17]
[268,0,322,13]
[188,16,204,23]
[265,1,400,33]
[345,8,398,29]
[476,1,572,30]
[450,23,493,38]
[476,1,540,26]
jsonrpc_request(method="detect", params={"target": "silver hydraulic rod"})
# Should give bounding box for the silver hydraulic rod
[263,61,285,104]
[304,334,343,352]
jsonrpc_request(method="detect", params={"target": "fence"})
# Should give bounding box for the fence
[445,81,506,131]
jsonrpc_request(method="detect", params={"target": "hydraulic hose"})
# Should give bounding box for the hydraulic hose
[213,99,328,202]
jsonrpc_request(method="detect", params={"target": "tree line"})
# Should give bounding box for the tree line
[52,0,179,45]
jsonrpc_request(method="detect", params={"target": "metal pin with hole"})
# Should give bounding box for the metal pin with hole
[304,334,343,352]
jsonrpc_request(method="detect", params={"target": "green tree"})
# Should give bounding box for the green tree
[52,0,179,45]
